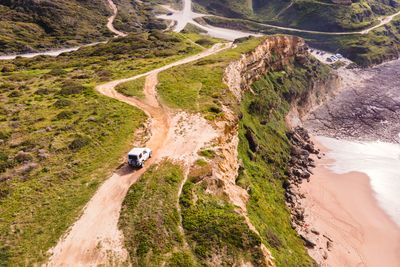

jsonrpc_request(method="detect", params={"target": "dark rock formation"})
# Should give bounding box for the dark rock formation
[285,126,324,249]
[305,59,400,143]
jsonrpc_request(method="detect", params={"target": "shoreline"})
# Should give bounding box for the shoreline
[299,138,400,266]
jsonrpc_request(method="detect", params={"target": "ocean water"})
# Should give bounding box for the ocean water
[317,136,400,226]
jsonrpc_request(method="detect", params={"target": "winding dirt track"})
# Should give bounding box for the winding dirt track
[106,0,127,37]
[46,43,231,266]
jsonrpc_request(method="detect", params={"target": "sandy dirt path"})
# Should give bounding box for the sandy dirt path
[46,43,230,266]
[106,0,127,37]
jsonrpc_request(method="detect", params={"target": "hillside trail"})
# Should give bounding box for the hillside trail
[46,43,230,266]
[106,0,127,37]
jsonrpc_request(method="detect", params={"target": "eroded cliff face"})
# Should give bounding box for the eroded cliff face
[204,35,339,266]
[224,35,308,101]
[286,73,340,128]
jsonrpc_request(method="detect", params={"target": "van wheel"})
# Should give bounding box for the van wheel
[140,162,144,168]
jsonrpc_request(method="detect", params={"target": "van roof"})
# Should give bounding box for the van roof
[128,148,146,155]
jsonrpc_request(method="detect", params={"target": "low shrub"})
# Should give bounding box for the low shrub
[68,136,90,151]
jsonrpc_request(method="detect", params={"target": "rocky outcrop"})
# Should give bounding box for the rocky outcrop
[224,35,308,101]
[305,59,400,143]
[285,127,319,226]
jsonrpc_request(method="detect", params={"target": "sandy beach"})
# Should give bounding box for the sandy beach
[300,139,400,267]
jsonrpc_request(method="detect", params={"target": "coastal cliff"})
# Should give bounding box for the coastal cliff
[224,35,308,101]
[114,35,339,266]
[219,35,338,266]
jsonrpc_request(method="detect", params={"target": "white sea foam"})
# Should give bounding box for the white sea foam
[317,136,400,226]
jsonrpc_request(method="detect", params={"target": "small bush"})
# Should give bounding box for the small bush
[167,251,196,267]
[265,229,282,249]
[55,111,74,120]
[208,105,222,114]
[0,131,10,141]
[15,151,33,163]
[198,149,216,159]
[8,91,21,97]
[1,64,16,73]
[96,70,112,81]
[68,136,90,151]
[195,39,214,47]
[35,88,53,95]
[49,68,67,76]
[53,99,73,108]
[59,81,85,95]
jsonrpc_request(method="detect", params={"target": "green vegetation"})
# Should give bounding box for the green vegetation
[0,31,205,265]
[194,0,399,32]
[116,77,146,98]
[157,37,263,119]
[237,56,330,266]
[180,180,265,266]
[119,161,194,266]
[198,149,216,159]
[119,154,264,266]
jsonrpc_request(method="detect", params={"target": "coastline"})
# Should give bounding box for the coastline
[300,138,400,266]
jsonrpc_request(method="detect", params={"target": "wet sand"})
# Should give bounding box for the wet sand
[300,140,400,267]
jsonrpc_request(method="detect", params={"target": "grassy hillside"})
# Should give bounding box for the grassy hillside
[0,0,112,54]
[0,31,202,265]
[194,0,400,32]
[119,161,195,266]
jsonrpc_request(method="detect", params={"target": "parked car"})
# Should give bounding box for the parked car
[128,148,152,168]
[326,55,338,63]
[335,53,343,59]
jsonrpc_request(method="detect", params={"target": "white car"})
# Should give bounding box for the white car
[128,148,152,168]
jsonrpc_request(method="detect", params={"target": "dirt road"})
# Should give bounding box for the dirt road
[46,43,230,266]
[106,0,127,37]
